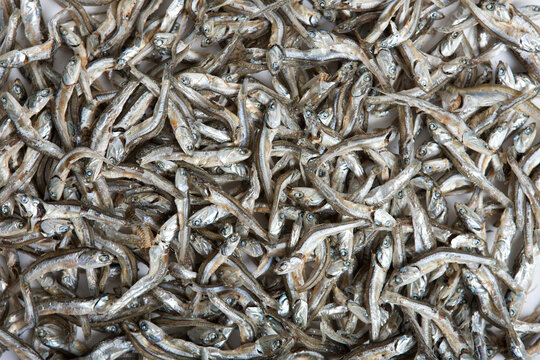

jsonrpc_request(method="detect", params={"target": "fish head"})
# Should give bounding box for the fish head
[139,320,166,343]
[274,256,303,275]
[77,249,114,268]
[392,266,421,287]
[256,335,290,355]
[48,176,65,201]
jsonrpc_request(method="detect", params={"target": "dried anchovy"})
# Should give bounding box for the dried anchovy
[0,0,538,359]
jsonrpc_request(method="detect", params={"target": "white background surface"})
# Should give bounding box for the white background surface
[1,0,540,358]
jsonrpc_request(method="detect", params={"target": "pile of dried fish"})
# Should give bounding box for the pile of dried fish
[0,0,540,358]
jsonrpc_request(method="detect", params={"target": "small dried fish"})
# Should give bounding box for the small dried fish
[0,0,538,359]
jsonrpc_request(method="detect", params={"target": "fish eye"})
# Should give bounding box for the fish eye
[458,207,466,215]
[202,26,210,35]
[318,170,325,177]
[509,309,516,317]
[240,240,246,247]
[396,191,403,199]
[428,122,437,130]
[59,225,69,232]
[339,249,348,257]
[294,316,303,324]
[424,165,432,172]
[37,329,47,338]
[278,262,288,271]
[206,332,218,342]
[193,219,202,226]
[107,325,118,333]
[486,3,495,10]
[204,38,212,45]
[473,239,480,246]
[451,32,459,38]
[0,97,7,103]
[140,322,148,331]
[524,126,532,135]
[433,190,440,199]
[460,58,468,65]
[154,39,164,47]
[181,77,190,86]
[430,11,438,18]
[99,254,111,262]
[420,80,427,87]
[418,148,426,156]
[187,144,194,151]
[20,195,29,203]
[318,0,326,8]
[17,221,24,229]
[388,66,396,74]
[13,85,22,94]
[156,161,164,169]
[238,148,247,155]
[320,110,329,119]
[268,102,276,110]
[306,213,314,221]
[85,169,93,177]
[293,191,303,199]
[393,276,403,284]
[304,109,313,117]
[225,297,234,305]
[1,205,9,214]
[272,339,282,350]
